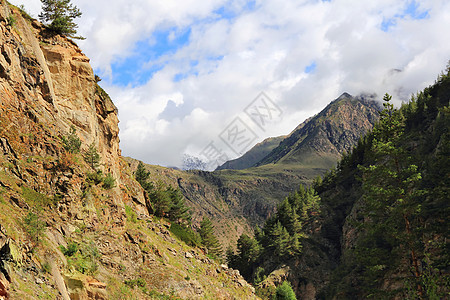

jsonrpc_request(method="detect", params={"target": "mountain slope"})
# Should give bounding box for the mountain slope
[257,93,381,167]
[228,69,450,299]
[125,158,257,249]
[215,136,285,171]
[0,3,257,299]
[125,94,382,253]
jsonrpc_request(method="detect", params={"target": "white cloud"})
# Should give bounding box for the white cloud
[9,0,450,168]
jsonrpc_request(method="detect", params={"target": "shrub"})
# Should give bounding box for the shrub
[62,125,81,154]
[254,266,267,285]
[86,170,104,185]
[67,241,100,275]
[169,223,202,247]
[56,151,75,172]
[125,205,137,223]
[7,15,16,26]
[102,173,116,189]
[60,242,78,256]
[256,285,276,300]
[42,261,51,273]
[124,277,146,288]
[23,211,46,244]
[273,281,297,300]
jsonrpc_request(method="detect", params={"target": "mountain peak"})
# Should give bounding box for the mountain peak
[256,93,381,166]
[337,92,353,100]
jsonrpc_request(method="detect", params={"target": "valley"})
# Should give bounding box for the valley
[0,1,448,299]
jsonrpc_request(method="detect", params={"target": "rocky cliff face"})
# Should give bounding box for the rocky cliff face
[0,2,257,299]
[0,0,146,235]
[0,1,121,177]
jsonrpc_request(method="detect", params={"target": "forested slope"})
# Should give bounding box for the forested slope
[227,65,450,299]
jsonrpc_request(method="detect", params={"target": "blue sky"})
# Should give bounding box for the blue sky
[111,28,192,86]
[381,0,429,31]
[11,0,450,168]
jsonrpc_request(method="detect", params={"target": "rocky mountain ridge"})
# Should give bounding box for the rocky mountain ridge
[256,93,381,167]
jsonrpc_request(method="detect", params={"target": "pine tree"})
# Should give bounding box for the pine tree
[83,142,100,170]
[277,198,293,231]
[148,181,171,217]
[134,162,190,222]
[273,281,297,300]
[199,216,222,259]
[62,125,81,153]
[167,186,190,223]
[135,162,149,183]
[275,198,303,256]
[39,0,83,38]
[265,221,290,258]
[288,208,302,235]
[234,234,261,279]
[359,93,425,297]
[288,234,301,256]
[135,161,153,191]
[226,246,236,267]
[286,185,320,220]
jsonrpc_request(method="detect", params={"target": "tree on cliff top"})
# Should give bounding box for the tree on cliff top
[39,0,84,39]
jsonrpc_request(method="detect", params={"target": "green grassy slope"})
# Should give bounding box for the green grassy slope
[216,136,285,171]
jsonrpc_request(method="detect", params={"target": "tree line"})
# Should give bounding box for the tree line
[227,184,320,284]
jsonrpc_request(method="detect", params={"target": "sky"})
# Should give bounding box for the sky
[12,0,450,169]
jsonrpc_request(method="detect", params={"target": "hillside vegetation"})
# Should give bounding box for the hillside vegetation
[227,65,450,299]
[2,1,447,299]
